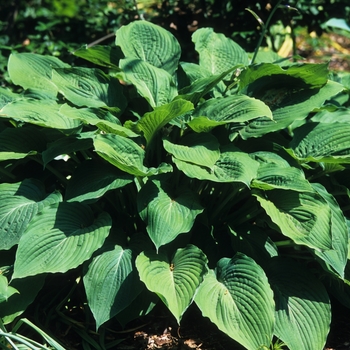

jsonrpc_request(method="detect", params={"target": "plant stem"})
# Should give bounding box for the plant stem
[251,0,284,65]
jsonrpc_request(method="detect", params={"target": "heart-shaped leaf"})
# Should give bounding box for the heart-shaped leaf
[13,202,111,278]
[138,179,203,250]
[84,245,143,329]
[267,257,331,350]
[116,21,181,75]
[136,245,208,323]
[194,253,275,350]
[192,28,249,75]
[119,58,177,107]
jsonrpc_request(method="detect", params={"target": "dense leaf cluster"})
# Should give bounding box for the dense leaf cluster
[1,15,350,350]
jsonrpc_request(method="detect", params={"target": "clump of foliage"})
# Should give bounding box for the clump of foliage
[1,18,350,350]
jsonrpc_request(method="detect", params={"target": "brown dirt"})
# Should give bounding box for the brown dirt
[294,30,350,72]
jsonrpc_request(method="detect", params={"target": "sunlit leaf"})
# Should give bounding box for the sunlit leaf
[136,245,208,323]
[138,179,203,250]
[195,253,275,350]
[120,58,177,108]
[8,53,69,97]
[116,21,181,75]
[268,257,331,350]
[192,28,249,75]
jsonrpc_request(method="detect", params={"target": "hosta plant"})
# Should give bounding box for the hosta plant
[1,20,350,350]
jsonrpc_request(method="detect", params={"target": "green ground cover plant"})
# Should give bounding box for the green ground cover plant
[1,16,350,350]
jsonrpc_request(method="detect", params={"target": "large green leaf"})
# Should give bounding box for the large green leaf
[267,257,331,350]
[289,122,350,163]
[192,28,249,75]
[57,104,136,136]
[251,163,314,192]
[177,67,235,105]
[119,58,177,108]
[136,245,208,323]
[0,126,47,161]
[188,94,273,133]
[84,245,143,329]
[65,160,133,203]
[239,63,329,91]
[0,179,62,250]
[172,144,259,186]
[116,21,181,75]
[125,99,193,145]
[12,202,111,278]
[0,99,82,134]
[93,133,172,177]
[73,45,122,69]
[254,187,348,277]
[7,53,69,97]
[0,274,46,324]
[194,253,275,350]
[138,179,203,250]
[311,183,349,277]
[238,78,344,139]
[163,133,220,169]
[52,67,127,110]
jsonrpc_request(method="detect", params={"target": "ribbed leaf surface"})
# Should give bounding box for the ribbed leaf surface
[0,87,19,108]
[125,99,193,145]
[0,99,81,133]
[136,245,208,323]
[120,58,177,107]
[0,179,62,250]
[239,78,344,139]
[13,202,111,278]
[194,253,275,350]
[73,45,122,69]
[163,133,220,169]
[268,258,331,350]
[192,28,249,75]
[84,245,143,329]
[93,133,172,177]
[116,21,181,75]
[255,187,347,277]
[173,145,259,186]
[8,53,69,97]
[52,67,126,109]
[290,122,350,163]
[138,180,203,250]
[252,163,314,192]
[189,94,272,133]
